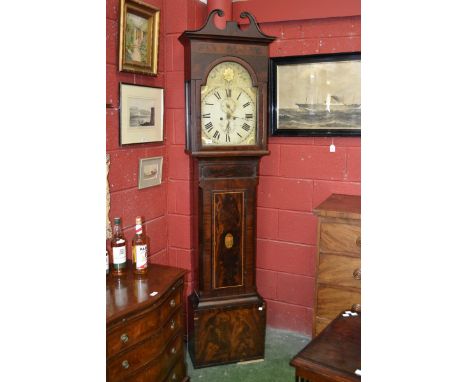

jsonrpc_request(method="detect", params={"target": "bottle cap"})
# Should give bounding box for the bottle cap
[135,216,142,224]
[114,217,121,224]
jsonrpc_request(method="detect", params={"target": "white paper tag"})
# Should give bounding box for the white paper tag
[355,369,361,376]
[342,313,350,317]
[150,291,158,297]
[330,144,336,152]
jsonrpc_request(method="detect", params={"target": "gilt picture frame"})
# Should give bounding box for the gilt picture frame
[138,156,163,189]
[120,83,164,145]
[269,53,361,137]
[119,0,160,76]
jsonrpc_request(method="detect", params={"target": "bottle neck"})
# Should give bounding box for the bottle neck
[113,224,122,236]
[135,224,142,236]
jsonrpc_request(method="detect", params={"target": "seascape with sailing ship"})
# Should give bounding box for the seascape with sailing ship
[276,57,361,130]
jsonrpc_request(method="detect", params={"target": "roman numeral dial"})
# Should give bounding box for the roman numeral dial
[200,62,257,147]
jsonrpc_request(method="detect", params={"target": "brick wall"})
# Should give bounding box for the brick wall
[107,0,360,337]
[106,0,169,265]
[255,16,361,336]
[163,0,207,300]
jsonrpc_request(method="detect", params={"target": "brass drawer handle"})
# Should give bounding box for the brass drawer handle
[172,372,177,380]
[120,333,129,344]
[351,303,361,312]
[121,360,130,369]
[170,299,176,308]
[171,347,177,355]
[170,319,176,330]
[356,236,361,248]
[353,268,361,280]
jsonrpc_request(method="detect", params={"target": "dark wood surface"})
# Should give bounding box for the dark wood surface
[181,9,274,368]
[188,294,266,368]
[106,263,189,382]
[291,312,361,382]
[180,9,274,157]
[313,194,361,337]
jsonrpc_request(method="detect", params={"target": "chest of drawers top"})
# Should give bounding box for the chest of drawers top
[313,193,360,221]
[106,264,186,325]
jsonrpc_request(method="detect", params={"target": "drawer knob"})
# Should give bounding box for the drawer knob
[121,360,130,369]
[172,372,177,380]
[171,347,177,355]
[170,299,176,308]
[120,333,129,344]
[170,319,176,330]
[356,236,361,248]
[351,303,361,312]
[353,268,361,280]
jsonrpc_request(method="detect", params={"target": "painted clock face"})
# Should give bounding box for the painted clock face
[201,61,257,146]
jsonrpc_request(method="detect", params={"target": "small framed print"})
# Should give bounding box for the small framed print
[138,156,163,189]
[119,0,160,76]
[120,83,164,145]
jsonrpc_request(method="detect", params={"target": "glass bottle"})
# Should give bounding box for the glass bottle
[106,249,109,276]
[132,216,148,275]
[111,217,127,275]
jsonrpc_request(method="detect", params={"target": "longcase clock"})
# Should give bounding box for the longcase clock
[180,10,275,368]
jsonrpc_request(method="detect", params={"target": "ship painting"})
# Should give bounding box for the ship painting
[276,57,360,131]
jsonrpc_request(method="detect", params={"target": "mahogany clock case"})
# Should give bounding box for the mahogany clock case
[180,10,275,368]
[180,10,275,157]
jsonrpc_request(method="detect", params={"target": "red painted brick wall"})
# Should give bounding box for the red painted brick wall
[255,15,361,336]
[106,0,170,265]
[107,0,360,337]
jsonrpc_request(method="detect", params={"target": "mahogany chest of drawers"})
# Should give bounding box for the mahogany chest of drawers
[313,194,361,337]
[106,264,190,382]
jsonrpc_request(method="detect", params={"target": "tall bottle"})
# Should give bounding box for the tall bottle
[132,216,148,275]
[111,217,127,275]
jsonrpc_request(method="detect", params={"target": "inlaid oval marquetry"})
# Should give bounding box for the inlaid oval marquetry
[224,233,234,249]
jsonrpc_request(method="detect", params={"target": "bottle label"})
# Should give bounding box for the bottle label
[112,246,126,264]
[135,245,148,269]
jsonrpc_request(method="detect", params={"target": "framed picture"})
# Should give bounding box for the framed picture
[119,0,160,76]
[120,83,164,145]
[138,156,163,189]
[269,53,361,137]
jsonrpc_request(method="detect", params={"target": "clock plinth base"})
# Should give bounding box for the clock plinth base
[187,292,266,368]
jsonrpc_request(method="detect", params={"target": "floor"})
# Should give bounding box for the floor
[186,328,310,382]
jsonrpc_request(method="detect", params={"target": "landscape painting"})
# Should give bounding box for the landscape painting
[138,156,163,189]
[128,97,155,128]
[119,0,160,75]
[269,53,361,137]
[125,13,149,64]
[120,84,164,145]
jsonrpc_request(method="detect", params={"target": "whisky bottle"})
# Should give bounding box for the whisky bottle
[132,216,148,275]
[111,217,127,275]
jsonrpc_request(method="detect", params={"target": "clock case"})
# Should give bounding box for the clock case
[180,10,275,368]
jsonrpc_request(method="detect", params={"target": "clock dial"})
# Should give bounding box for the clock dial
[201,62,257,146]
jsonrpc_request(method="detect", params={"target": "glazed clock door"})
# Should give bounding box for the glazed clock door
[200,61,257,147]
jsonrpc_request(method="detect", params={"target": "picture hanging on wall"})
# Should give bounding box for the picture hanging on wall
[120,83,164,145]
[119,0,160,76]
[269,53,361,137]
[138,156,163,189]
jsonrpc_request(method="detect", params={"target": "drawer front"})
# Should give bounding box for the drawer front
[107,310,183,381]
[107,284,182,358]
[320,222,361,254]
[125,335,184,382]
[318,254,361,289]
[316,286,360,320]
[163,358,187,382]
